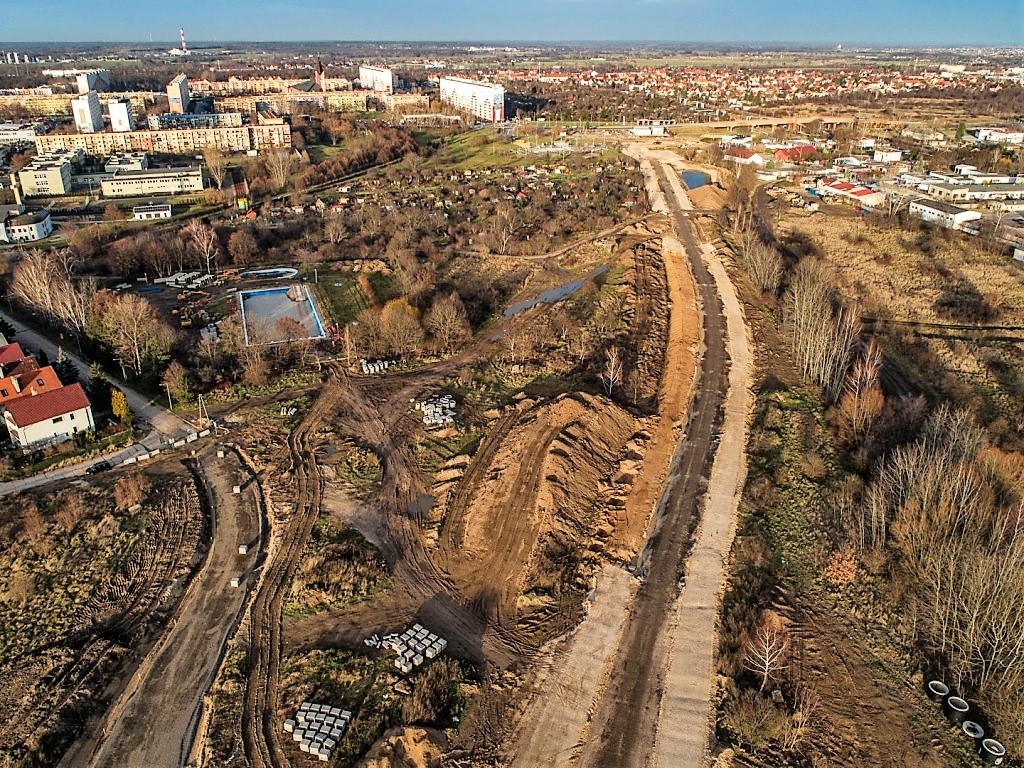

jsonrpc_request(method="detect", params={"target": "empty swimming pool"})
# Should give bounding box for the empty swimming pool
[238,285,327,345]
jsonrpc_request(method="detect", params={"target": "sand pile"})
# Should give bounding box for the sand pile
[358,727,446,768]
[687,183,728,209]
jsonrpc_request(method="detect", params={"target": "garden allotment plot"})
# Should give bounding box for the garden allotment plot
[238,285,327,345]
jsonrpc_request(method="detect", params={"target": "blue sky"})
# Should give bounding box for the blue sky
[4,0,1023,45]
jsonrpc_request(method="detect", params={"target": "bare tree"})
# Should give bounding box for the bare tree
[324,213,346,244]
[185,220,220,275]
[203,146,228,189]
[9,249,93,339]
[743,619,789,693]
[493,203,522,256]
[227,229,258,267]
[599,346,624,396]
[426,292,471,354]
[741,236,783,295]
[838,339,885,441]
[265,149,293,190]
[90,291,174,375]
[380,298,424,356]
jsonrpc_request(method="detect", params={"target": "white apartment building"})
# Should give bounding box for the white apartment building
[359,65,397,93]
[75,69,111,94]
[908,198,983,231]
[167,73,190,115]
[108,98,135,132]
[147,112,244,130]
[438,77,505,123]
[33,123,291,155]
[71,91,103,133]
[100,166,204,198]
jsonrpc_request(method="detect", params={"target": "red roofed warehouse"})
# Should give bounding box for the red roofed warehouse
[3,382,95,448]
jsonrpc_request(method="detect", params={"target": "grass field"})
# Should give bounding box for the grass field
[317,273,370,326]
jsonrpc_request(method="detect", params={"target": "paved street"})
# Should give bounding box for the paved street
[0,310,194,496]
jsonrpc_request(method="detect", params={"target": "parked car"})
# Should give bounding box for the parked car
[85,459,112,475]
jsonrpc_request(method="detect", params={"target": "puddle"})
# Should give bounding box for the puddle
[681,170,710,190]
[504,265,610,318]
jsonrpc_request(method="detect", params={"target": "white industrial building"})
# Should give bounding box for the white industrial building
[108,98,135,132]
[438,77,505,123]
[15,149,83,197]
[975,127,1024,145]
[71,91,104,133]
[100,166,204,198]
[908,198,983,231]
[0,122,43,146]
[132,203,173,220]
[167,73,190,115]
[358,65,397,93]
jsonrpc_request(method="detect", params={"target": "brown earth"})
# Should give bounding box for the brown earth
[437,392,638,643]
[357,727,447,768]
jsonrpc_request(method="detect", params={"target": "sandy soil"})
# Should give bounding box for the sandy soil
[75,448,261,768]
[358,727,447,768]
[509,564,637,767]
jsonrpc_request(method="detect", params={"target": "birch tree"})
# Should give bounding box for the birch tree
[185,220,220,275]
[744,620,789,693]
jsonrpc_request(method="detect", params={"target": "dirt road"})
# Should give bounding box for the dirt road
[579,151,731,768]
[73,448,261,768]
[652,234,752,767]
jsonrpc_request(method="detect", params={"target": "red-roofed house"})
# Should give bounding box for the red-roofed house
[3,383,94,448]
[774,145,818,163]
[0,342,26,367]
[0,365,62,406]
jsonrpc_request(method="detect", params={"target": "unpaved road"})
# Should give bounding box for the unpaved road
[71,448,261,768]
[653,235,752,767]
[579,150,732,768]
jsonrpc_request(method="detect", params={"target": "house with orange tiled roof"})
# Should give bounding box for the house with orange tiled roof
[0,364,62,406]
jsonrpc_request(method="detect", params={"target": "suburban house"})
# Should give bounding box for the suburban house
[3,382,94,448]
[0,341,26,366]
[0,361,62,406]
[724,147,766,166]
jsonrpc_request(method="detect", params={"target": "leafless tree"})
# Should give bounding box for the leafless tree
[784,259,858,402]
[265,149,293,190]
[227,229,258,267]
[781,685,821,751]
[185,219,220,275]
[90,291,174,375]
[742,237,783,295]
[324,213,346,244]
[426,292,471,354]
[9,249,93,338]
[203,146,228,189]
[743,620,789,693]
[380,298,424,356]
[838,339,885,441]
[599,346,624,396]
[493,203,522,256]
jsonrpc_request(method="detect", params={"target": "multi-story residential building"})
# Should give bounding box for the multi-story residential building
[100,166,204,198]
[0,92,160,117]
[359,65,397,93]
[438,77,505,122]
[383,93,430,112]
[975,127,1024,145]
[75,69,111,94]
[71,91,104,133]
[15,149,83,196]
[108,98,135,132]
[0,122,43,145]
[167,73,190,115]
[214,92,367,114]
[33,123,291,155]
[146,112,244,130]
